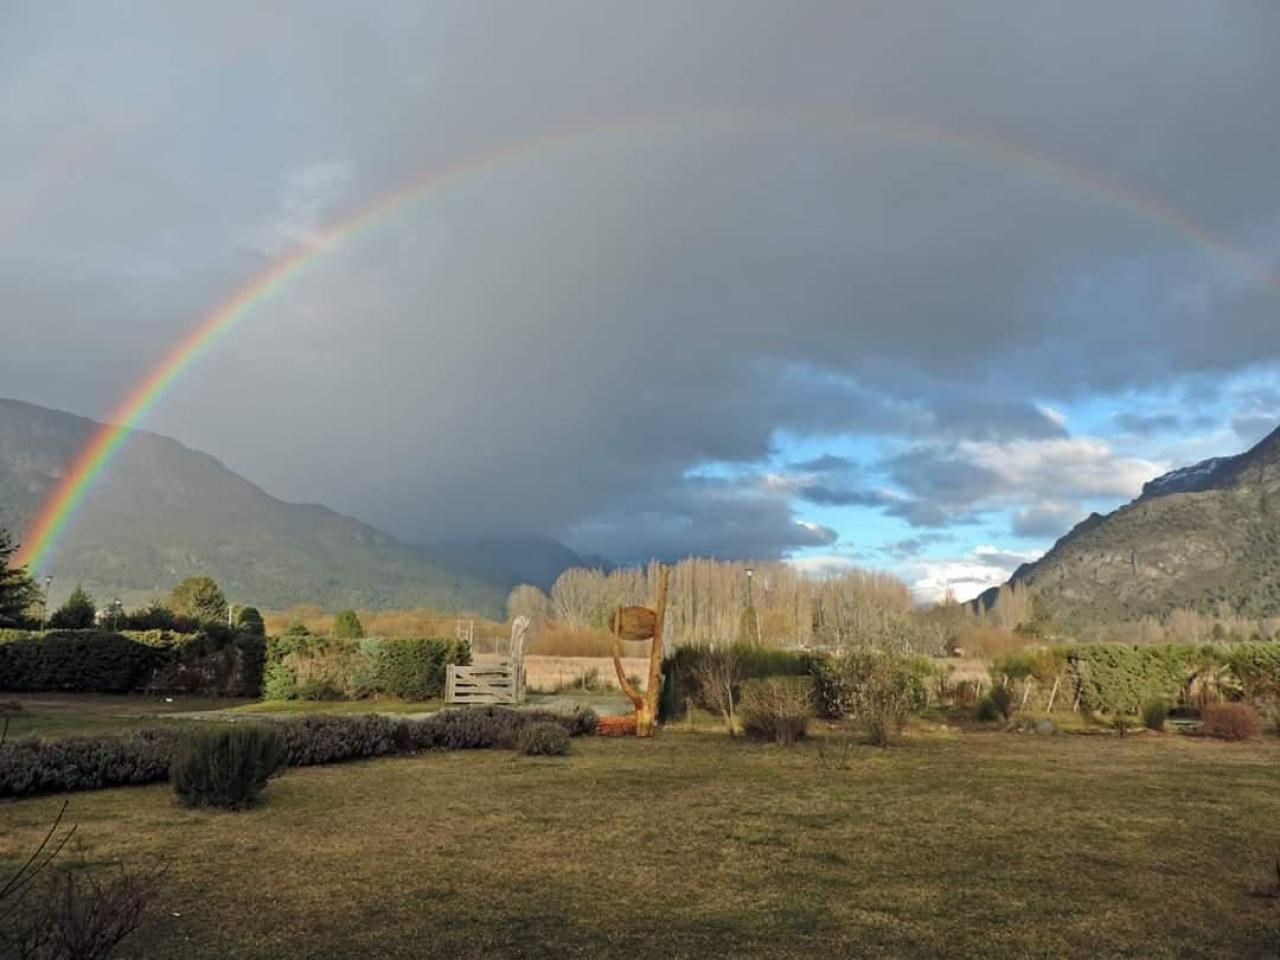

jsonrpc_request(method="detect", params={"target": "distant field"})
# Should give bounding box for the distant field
[1,721,1276,958]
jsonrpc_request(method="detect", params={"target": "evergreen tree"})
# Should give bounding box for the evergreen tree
[331,609,365,639]
[0,529,35,628]
[170,576,229,624]
[236,606,266,637]
[49,584,97,629]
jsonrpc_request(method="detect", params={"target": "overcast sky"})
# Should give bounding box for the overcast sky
[3,1,1280,600]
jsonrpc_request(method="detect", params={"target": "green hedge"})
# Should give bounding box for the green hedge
[263,636,471,701]
[360,637,470,700]
[0,629,264,697]
[1063,642,1280,714]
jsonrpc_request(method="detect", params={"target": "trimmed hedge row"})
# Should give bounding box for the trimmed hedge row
[263,636,471,701]
[993,642,1280,715]
[0,706,598,798]
[0,728,180,797]
[0,629,264,697]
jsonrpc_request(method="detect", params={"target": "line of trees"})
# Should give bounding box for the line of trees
[511,558,961,653]
[0,529,267,636]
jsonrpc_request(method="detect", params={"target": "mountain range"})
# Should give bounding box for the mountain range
[979,424,1280,626]
[0,399,595,614]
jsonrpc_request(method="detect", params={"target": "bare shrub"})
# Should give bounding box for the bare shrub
[740,677,813,746]
[860,656,925,747]
[691,646,744,736]
[0,802,159,960]
[1202,702,1261,741]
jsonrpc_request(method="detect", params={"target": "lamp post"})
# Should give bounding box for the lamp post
[41,576,53,630]
[745,566,761,645]
[112,598,122,630]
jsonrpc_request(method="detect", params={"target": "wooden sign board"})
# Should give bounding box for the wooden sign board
[609,606,657,643]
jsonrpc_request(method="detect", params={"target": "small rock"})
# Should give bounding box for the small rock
[1034,719,1059,736]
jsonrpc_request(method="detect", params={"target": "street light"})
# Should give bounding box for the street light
[744,566,761,645]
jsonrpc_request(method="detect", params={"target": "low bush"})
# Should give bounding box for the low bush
[810,651,933,723]
[988,683,1015,721]
[407,706,597,751]
[1202,702,1261,741]
[276,714,409,766]
[975,695,1001,722]
[0,729,179,798]
[171,725,288,810]
[859,656,925,747]
[740,677,813,746]
[516,721,571,756]
[1142,698,1169,731]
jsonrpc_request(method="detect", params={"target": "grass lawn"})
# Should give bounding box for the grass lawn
[220,697,444,716]
[1,725,1278,958]
[0,693,255,738]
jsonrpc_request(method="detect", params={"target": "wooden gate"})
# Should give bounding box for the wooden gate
[445,616,528,706]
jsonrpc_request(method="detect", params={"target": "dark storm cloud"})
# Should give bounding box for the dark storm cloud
[885,449,1003,507]
[1233,415,1279,446]
[1113,413,1187,436]
[1011,503,1081,539]
[2,1,1278,562]
[788,454,856,474]
[880,534,952,561]
[567,476,838,564]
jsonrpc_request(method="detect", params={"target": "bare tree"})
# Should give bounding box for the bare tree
[506,584,550,623]
[691,645,744,735]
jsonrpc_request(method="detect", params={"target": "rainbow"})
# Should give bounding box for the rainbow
[16,107,1279,572]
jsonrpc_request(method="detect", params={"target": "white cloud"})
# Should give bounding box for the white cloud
[960,436,1165,502]
[787,553,863,576]
[1036,403,1068,429]
[905,544,1041,604]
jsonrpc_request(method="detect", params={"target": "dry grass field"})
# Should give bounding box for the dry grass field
[2,722,1277,959]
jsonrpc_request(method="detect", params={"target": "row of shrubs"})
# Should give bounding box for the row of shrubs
[659,644,815,722]
[0,628,265,697]
[173,715,575,810]
[664,645,930,747]
[0,706,597,799]
[263,635,471,701]
[665,642,1277,745]
[990,642,1280,715]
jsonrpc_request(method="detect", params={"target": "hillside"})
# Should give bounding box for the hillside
[978,425,1280,627]
[0,398,508,614]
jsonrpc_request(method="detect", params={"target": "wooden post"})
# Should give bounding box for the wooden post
[1046,675,1060,713]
